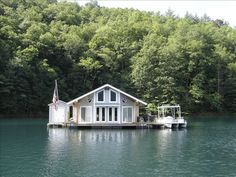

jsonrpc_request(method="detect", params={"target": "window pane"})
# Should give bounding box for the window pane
[109,108,112,121]
[123,108,128,122]
[81,107,86,122]
[115,108,118,121]
[85,107,91,122]
[128,108,132,122]
[102,108,105,121]
[98,91,104,101]
[111,91,116,102]
[96,107,99,121]
[69,106,73,118]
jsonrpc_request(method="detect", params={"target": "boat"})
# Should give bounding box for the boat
[156,105,187,128]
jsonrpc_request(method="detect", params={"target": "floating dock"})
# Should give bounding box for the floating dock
[47,122,187,129]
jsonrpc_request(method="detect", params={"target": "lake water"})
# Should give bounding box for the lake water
[0,117,236,177]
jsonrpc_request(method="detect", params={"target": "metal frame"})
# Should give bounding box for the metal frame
[157,105,182,119]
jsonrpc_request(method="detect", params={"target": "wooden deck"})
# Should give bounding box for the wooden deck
[47,122,187,129]
[67,123,149,129]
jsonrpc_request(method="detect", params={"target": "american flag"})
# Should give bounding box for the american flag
[52,80,59,110]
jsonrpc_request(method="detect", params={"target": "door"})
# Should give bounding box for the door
[123,107,133,123]
[108,107,118,123]
[96,107,106,122]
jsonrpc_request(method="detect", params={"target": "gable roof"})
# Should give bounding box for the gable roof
[67,84,147,105]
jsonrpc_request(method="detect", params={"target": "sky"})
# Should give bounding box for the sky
[73,1,236,27]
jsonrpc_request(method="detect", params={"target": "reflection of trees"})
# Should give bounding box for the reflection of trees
[43,129,148,176]
[44,129,188,176]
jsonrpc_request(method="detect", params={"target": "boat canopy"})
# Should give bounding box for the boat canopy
[157,105,182,119]
[157,105,180,109]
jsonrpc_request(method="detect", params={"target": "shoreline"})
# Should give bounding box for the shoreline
[0,113,48,119]
[0,112,235,119]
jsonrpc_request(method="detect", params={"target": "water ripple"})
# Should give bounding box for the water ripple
[1,118,236,177]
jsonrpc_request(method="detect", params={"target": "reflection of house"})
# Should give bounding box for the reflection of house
[48,84,147,125]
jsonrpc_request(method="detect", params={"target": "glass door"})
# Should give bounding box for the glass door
[123,107,133,123]
[96,107,106,122]
[108,107,118,123]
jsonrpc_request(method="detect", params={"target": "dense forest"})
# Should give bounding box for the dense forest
[0,0,236,117]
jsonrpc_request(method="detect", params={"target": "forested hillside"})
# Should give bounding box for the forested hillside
[0,0,236,117]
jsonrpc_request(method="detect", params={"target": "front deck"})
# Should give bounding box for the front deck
[69,123,149,129]
[47,122,187,129]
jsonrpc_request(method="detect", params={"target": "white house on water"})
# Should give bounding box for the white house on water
[48,84,147,126]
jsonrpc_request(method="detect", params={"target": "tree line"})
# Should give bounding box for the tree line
[0,0,235,117]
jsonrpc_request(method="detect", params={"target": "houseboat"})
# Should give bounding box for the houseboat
[48,84,147,127]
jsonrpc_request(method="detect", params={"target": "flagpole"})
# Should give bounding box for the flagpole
[52,80,59,110]
[55,80,59,101]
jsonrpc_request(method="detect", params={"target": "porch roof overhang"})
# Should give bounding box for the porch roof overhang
[67,84,147,106]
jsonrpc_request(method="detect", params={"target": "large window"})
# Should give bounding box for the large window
[110,90,117,102]
[123,107,132,122]
[81,107,91,122]
[97,90,104,102]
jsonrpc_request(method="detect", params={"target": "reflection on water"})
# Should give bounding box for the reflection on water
[44,128,188,177]
[155,129,187,156]
[48,128,149,144]
[45,129,151,177]
[1,117,236,177]
[47,128,187,145]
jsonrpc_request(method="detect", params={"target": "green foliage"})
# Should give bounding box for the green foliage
[0,0,236,116]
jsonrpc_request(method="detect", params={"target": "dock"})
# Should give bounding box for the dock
[47,122,187,129]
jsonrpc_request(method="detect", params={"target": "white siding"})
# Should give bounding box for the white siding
[48,101,67,124]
